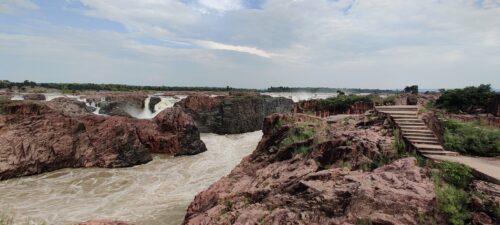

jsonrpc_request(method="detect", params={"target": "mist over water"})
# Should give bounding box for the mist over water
[0,131,262,225]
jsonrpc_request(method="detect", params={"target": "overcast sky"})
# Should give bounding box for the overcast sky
[0,0,499,89]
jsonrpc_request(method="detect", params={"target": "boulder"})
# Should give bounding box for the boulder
[406,94,418,105]
[22,93,46,100]
[175,94,294,134]
[183,113,445,225]
[149,96,162,113]
[136,107,207,155]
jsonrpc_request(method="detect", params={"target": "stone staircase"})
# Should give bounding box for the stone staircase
[375,105,459,156]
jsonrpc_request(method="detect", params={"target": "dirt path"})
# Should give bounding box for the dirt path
[426,155,500,184]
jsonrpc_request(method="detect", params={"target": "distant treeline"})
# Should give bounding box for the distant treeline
[266,86,397,93]
[0,80,256,92]
[1,80,405,94]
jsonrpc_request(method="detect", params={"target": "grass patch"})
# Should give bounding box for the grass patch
[435,183,471,225]
[392,129,407,156]
[443,119,500,156]
[437,161,473,189]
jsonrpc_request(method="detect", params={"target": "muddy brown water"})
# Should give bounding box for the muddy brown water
[0,131,262,225]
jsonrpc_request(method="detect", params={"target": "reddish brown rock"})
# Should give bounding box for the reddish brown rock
[183,113,444,225]
[136,107,206,155]
[0,99,206,180]
[22,93,46,100]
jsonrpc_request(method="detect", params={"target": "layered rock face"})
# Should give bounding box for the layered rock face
[175,94,294,134]
[0,98,206,180]
[184,113,444,225]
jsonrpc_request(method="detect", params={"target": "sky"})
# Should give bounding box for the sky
[0,0,499,89]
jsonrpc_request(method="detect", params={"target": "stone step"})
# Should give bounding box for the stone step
[399,125,428,130]
[406,136,438,141]
[375,106,419,110]
[397,121,426,125]
[408,139,440,145]
[414,144,444,150]
[421,151,459,156]
[402,129,433,133]
[403,132,436,138]
[379,111,417,115]
[391,115,419,119]
[394,118,422,122]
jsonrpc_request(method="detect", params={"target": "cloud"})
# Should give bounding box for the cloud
[0,0,38,14]
[197,40,274,58]
[198,0,242,12]
[0,0,499,88]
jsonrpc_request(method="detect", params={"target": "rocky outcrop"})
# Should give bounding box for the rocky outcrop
[84,93,148,116]
[136,107,207,155]
[149,96,162,113]
[0,99,206,180]
[22,93,46,100]
[175,94,294,134]
[183,113,444,225]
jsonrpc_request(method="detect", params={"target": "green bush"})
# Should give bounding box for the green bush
[436,184,471,225]
[443,119,500,156]
[393,129,406,156]
[318,94,373,112]
[436,84,495,113]
[438,161,473,189]
[281,127,314,149]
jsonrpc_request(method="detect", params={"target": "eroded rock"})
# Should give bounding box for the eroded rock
[183,113,444,225]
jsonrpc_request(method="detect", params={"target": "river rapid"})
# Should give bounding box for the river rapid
[0,131,262,225]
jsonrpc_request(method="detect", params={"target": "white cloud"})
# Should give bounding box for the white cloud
[197,40,274,58]
[197,0,242,12]
[1,0,499,88]
[0,0,38,14]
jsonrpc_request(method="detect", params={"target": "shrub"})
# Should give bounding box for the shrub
[436,184,471,225]
[393,129,406,156]
[438,161,473,189]
[382,95,396,105]
[318,94,373,113]
[404,85,419,94]
[436,84,495,113]
[281,127,314,149]
[443,119,500,156]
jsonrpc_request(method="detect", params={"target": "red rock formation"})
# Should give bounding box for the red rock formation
[22,93,46,100]
[183,113,444,225]
[0,99,206,180]
[136,107,206,155]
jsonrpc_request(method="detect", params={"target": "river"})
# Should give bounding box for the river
[0,131,261,225]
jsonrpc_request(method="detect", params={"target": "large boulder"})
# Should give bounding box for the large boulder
[136,107,207,156]
[183,113,445,225]
[22,93,46,100]
[0,99,206,180]
[149,96,162,113]
[175,94,294,134]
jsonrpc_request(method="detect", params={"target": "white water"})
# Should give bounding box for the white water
[262,92,338,102]
[0,131,262,225]
[128,96,186,119]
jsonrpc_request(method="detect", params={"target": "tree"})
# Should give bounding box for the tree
[435,84,495,113]
[404,85,419,94]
